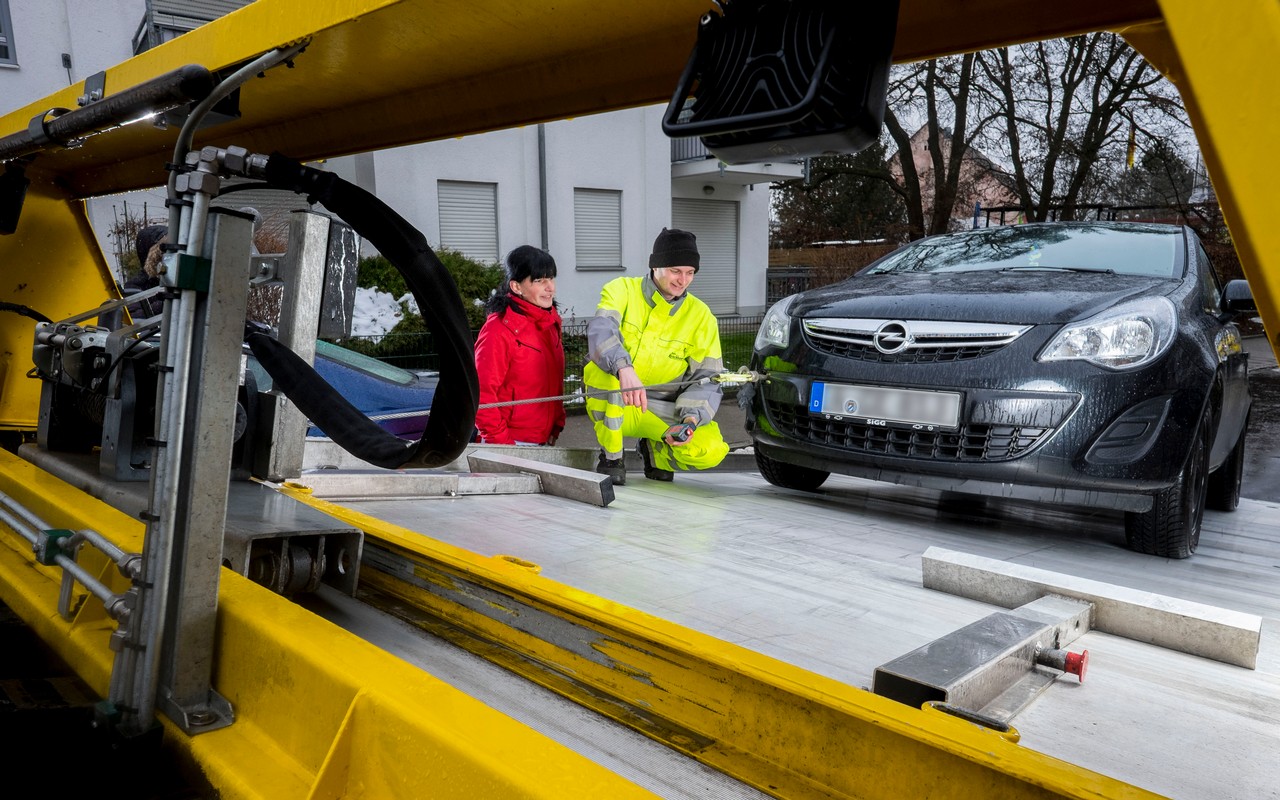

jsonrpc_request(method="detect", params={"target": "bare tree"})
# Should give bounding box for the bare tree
[976,33,1177,220]
[883,53,1002,239]
[770,140,906,247]
[772,34,1194,246]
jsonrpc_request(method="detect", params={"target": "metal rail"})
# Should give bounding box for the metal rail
[0,490,139,622]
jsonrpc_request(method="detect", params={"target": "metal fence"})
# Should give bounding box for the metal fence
[766,266,817,307]
[331,314,766,385]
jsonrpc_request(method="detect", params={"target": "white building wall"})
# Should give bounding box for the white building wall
[352,104,771,321]
[0,1,143,112]
[543,106,666,319]
[1,1,154,273]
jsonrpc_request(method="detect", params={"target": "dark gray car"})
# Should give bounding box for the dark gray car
[748,222,1255,558]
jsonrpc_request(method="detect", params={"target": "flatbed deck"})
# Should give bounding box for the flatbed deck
[303,466,1279,800]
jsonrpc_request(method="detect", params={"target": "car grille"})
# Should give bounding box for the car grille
[802,319,1031,363]
[766,400,1051,462]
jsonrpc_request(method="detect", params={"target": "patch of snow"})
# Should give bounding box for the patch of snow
[351,286,404,340]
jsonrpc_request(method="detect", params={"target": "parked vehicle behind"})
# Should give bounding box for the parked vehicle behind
[748,221,1256,558]
[245,339,437,441]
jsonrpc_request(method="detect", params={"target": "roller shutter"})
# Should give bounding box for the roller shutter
[673,198,738,314]
[438,181,499,263]
[574,189,622,269]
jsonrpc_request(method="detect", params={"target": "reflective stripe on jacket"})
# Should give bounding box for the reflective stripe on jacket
[584,275,723,426]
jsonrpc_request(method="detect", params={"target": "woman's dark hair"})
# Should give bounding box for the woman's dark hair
[486,245,558,315]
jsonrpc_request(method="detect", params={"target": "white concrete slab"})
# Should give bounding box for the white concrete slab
[295,470,542,499]
[921,546,1262,668]
[466,451,615,507]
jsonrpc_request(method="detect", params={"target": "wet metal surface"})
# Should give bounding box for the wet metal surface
[335,465,1280,799]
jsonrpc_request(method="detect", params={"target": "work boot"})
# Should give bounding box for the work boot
[596,451,626,486]
[638,439,674,482]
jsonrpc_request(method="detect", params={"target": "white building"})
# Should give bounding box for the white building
[0,0,798,321]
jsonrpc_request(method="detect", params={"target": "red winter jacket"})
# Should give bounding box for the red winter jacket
[474,296,566,444]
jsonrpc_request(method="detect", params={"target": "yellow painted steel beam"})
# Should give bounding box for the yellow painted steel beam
[0,0,1163,198]
[0,185,120,429]
[284,485,1163,800]
[0,450,661,800]
[1118,2,1280,366]
[0,0,1210,429]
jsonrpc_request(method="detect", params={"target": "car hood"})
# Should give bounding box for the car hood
[791,271,1175,324]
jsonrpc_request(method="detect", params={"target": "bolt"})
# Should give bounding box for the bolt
[188,710,218,727]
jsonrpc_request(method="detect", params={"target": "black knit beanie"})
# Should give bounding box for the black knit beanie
[648,227,700,271]
[135,224,168,265]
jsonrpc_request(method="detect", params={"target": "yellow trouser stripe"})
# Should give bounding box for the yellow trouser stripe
[585,396,729,469]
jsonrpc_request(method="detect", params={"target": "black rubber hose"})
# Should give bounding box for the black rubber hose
[253,153,478,469]
[0,65,215,162]
[0,301,51,323]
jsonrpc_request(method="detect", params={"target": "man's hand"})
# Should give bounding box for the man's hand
[663,417,698,446]
[618,365,647,412]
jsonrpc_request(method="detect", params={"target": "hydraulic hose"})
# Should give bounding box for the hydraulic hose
[249,153,478,469]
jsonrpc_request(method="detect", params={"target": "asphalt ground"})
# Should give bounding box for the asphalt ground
[1242,335,1280,502]
[559,335,1280,503]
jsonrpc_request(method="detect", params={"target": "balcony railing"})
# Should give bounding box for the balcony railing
[671,137,712,164]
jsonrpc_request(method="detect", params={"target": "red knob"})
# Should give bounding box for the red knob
[1063,649,1088,682]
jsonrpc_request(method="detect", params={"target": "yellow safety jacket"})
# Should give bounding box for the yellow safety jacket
[584,275,724,426]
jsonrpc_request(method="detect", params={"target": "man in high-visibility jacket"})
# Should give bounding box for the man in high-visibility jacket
[585,228,730,485]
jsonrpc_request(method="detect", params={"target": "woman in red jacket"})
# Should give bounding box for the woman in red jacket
[474,245,566,445]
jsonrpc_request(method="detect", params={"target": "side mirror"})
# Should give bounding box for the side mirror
[1222,279,1256,315]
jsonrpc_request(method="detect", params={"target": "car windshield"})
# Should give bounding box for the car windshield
[863,223,1181,278]
[315,340,416,385]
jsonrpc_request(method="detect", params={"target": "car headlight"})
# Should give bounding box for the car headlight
[754,295,796,351]
[1039,297,1177,369]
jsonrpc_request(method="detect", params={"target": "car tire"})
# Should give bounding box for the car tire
[756,449,830,492]
[1205,423,1246,513]
[1124,409,1210,559]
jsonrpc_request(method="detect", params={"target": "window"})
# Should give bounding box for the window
[437,180,498,263]
[1195,238,1222,314]
[574,188,622,270]
[0,1,17,66]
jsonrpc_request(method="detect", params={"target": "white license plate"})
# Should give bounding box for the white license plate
[809,382,961,429]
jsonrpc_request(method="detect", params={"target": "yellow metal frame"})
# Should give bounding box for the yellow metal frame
[1141,1,1280,358]
[0,450,660,800]
[0,0,1275,426]
[0,0,1275,428]
[0,0,1276,796]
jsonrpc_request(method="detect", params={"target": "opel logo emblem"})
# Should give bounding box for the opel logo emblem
[873,321,912,354]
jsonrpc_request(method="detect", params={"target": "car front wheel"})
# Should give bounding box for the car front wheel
[1205,423,1246,513]
[756,448,830,492]
[1124,410,1210,559]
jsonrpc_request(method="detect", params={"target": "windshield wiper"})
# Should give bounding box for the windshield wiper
[999,265,1117,275]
